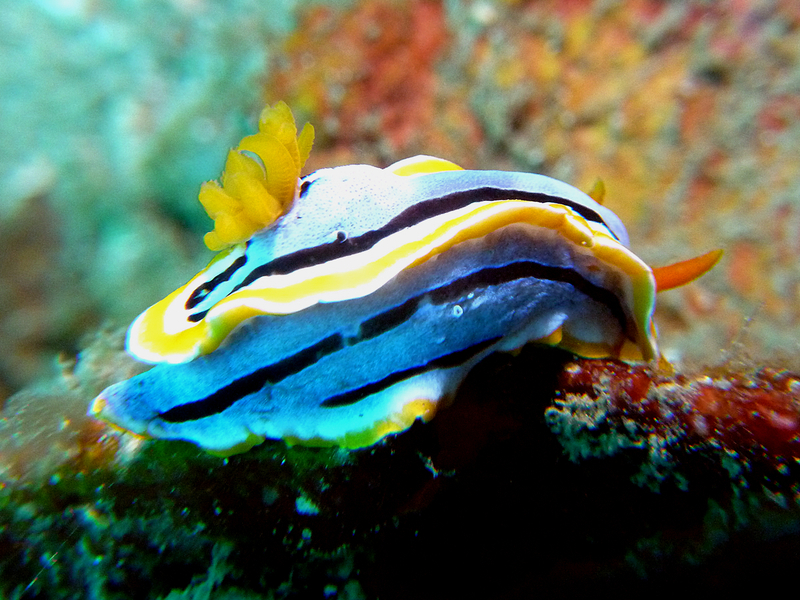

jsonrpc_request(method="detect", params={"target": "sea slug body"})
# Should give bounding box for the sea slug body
[90,103,720,456]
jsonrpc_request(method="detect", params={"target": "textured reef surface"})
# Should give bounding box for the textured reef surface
[2,333,800,597]
[3,0,800,598]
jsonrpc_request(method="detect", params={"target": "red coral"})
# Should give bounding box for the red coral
[558,359,800,462]
[686,370,800,456]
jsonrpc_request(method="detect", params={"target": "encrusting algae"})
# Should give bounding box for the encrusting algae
[198,101,314,251]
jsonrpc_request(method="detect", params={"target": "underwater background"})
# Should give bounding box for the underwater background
[2,0,800,597]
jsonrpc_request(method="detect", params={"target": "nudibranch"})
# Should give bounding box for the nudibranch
[90,102,721,455]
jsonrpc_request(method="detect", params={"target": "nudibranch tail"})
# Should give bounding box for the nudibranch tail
[653,249,723,292]
[200,101,314,251]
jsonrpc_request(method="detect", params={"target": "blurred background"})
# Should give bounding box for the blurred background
[2,0,799,403]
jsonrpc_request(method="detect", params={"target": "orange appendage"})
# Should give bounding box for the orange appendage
[653,249,723,292]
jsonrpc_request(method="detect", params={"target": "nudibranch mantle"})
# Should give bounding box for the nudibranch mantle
[128,163,642,364]
[91,109,719,455]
